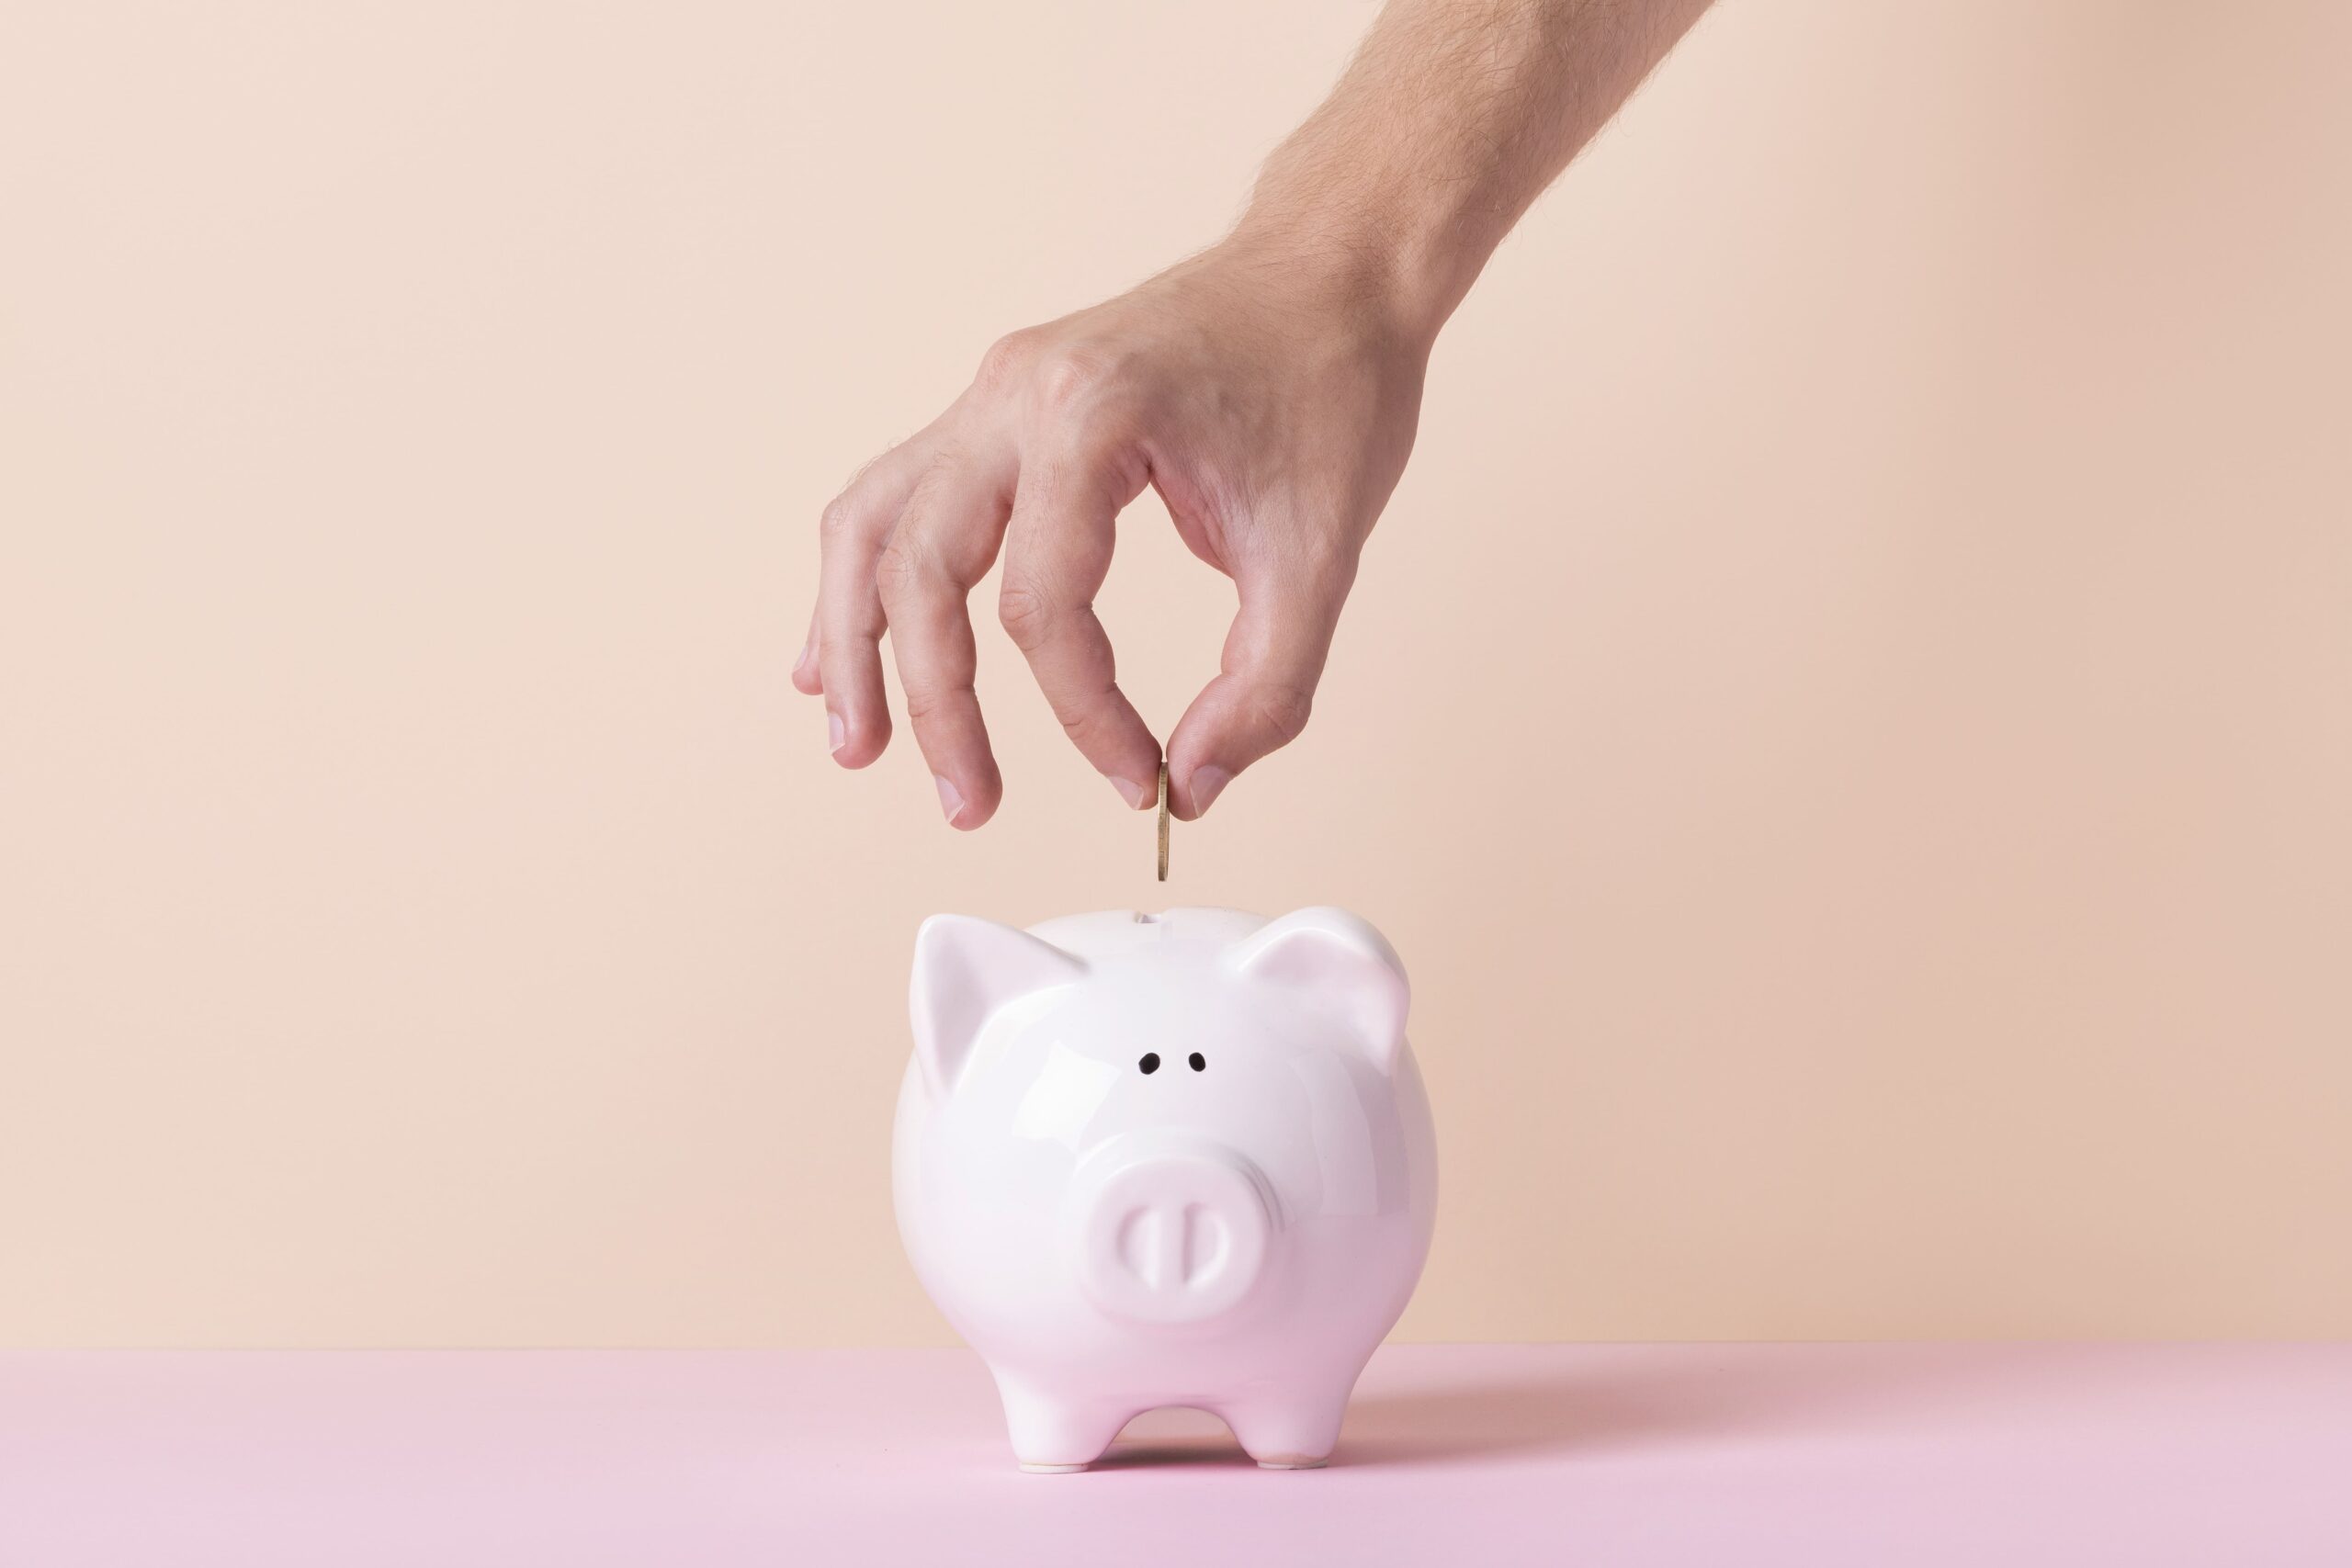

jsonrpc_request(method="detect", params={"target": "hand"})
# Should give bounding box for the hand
[795,238,1429,827]
[797,0,1711,829]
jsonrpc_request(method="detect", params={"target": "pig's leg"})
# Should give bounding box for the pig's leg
[1223,1385,1351,1470]
[993,1374,1127,1472]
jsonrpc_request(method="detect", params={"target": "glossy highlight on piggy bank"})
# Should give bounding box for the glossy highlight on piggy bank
[892,906,1438,1472]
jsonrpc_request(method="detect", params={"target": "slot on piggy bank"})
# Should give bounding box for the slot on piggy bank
[892,906,1438,1472]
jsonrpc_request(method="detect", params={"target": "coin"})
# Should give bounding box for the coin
[1156,761,1170,882]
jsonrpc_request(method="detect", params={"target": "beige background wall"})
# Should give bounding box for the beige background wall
[3,0,2347,1347]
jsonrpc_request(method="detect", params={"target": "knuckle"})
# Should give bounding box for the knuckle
[1033,347,1109,413]
[997,581,1057,649]
[975,331,1037,394]
[819,494,861,542]
[1250,682,1315,746]
[874,538,927,602]
[903,680,976,726]
[1053,692,1115,741]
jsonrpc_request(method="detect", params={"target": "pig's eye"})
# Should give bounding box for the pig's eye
[1137,1053,1161,1075]
[1188,1052,1206,1072]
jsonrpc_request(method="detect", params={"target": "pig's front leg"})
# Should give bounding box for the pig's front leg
[991,1371,1130,1472]
[1221,1384,1352,1470]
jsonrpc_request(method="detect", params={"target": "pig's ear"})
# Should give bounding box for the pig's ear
[910,915,1087,1097]
[1226,908,1409,1074]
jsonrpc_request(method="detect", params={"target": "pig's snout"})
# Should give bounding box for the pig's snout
[1068,1134,1273,1327]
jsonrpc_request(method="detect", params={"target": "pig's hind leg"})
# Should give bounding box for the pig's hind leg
[993,1374,1129,1473]
[1222,1385,1351,1471]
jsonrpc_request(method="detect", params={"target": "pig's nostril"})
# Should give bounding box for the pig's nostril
[1138,1053,1160,1075]
[1188,1053,1206,1072]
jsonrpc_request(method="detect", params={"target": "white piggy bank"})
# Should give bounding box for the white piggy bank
[892,906,1437,1472]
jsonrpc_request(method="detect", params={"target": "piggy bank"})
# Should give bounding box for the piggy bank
[892,905,1437,1472]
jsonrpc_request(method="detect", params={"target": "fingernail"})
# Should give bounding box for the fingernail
[1112,774,1153,810]
[827,711,847,754]
[934,773,969,827]
[794,637,813,673]
[1187,765,1232,816]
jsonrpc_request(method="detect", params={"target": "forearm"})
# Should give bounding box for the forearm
[1231,0,1712,345]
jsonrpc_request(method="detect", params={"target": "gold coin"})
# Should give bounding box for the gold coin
[1156,761,1170,882]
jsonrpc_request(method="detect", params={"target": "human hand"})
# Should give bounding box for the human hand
[797,0,1712,829]
[795,239,1429,827]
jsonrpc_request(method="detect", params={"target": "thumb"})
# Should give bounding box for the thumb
[1165,551,1353,820]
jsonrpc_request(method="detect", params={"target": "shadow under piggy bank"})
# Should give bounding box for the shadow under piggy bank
[1095,1344,2125,1470]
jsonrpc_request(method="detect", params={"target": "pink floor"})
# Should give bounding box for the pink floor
[4,1343,2347,1566]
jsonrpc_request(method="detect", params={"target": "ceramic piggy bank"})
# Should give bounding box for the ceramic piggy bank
[892,905,1436,1472]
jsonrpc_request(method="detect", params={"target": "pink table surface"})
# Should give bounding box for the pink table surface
[3,1343,2347,1567]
